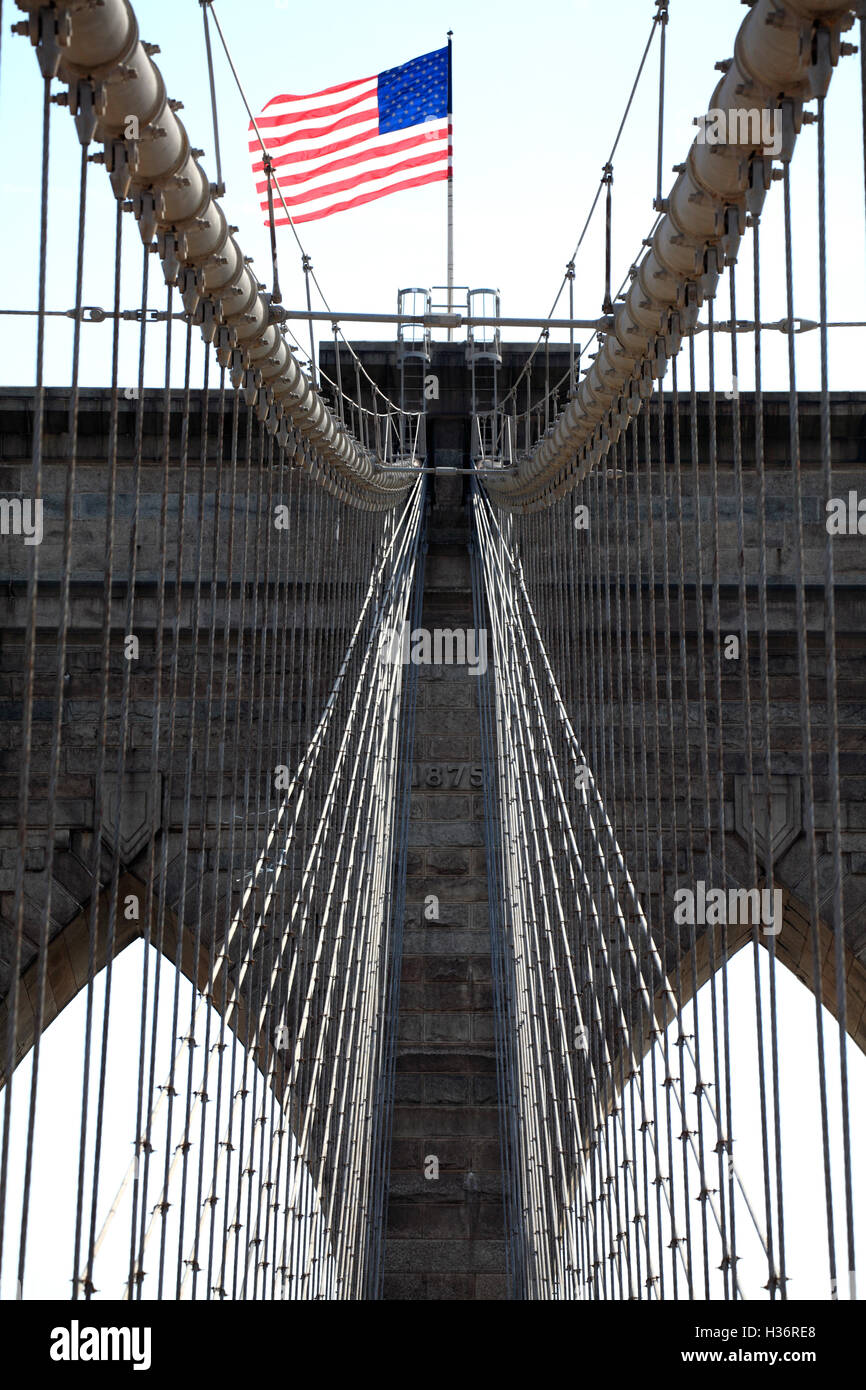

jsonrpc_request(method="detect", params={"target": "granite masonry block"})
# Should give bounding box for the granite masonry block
[382,1273,475,1301]
[388,1172,503,1200]
[401,930,488,955]
[428,737,472,759]
[409,821,483,847]
[472,1014,496,1042]
[390,1139,424,1170]
[394,1047,498,1076]
[424,849,471,876]
[475,1273,509,1300]
[403,902,471,929]
[423,1011,471,1043]
[426,683,473,709]
[416,708,480,737]
[393,1075,423,1105]
[427,796,471,822]
[397,1014,423,1043]
[471,1139,503,1170]
[400,956,423,982]
[385,1240,506,1274]
[472,1074,500,1105]
[386,1204,423,1237]
[399,981,472,1011]
[400,978,469,1011]
[423,1075,470,1106]
[391,1105,497,1139]
[422,1205,470,1239]
[405,876,488,903]
[423,956,471,982]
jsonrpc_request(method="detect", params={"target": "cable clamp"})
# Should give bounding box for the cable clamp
[69,77,107,147]
[104,136,139,201]
[679,280,702,332]
[651,335,668,381]
[720,205,745,266]
[192,298,219,344]
[157,227,187,287]
[226,347,247,388]
[129,188,161,248]
[778,97,802,163]
[256,386,275,424]
[179,265,204,317]
[700,245,722,300]
[241,367,262,406]
[744,155,772,219]
[13,5,72,78]
[664,310,683,358]
[805,23,835,99]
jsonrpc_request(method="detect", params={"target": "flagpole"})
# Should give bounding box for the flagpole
[446,29,454,342]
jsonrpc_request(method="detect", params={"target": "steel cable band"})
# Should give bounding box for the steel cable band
[13,0,417,506]
[484,0,857,509]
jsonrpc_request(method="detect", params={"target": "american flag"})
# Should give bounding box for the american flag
[249,46,451,226]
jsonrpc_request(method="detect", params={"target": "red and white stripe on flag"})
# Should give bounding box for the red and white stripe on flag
[249,62,451,226]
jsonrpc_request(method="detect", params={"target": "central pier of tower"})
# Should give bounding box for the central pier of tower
[319,337,572,1300]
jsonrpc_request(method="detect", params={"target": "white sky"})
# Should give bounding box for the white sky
[0,0,864,391]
